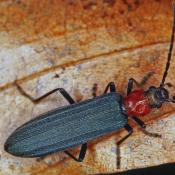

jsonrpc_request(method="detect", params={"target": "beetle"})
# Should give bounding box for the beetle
[4,4,175,169]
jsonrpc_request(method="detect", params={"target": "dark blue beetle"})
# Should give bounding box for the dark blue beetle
[4,4,175,169]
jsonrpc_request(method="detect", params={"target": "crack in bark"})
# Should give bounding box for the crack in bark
[0,40,169,92]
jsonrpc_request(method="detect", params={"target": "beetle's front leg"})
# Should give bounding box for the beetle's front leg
[131,116,161,138]
[127,72,154,95]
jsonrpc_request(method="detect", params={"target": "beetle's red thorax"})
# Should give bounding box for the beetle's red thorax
[124,89,151,116]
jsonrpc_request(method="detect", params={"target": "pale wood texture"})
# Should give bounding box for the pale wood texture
[1,0,175,174]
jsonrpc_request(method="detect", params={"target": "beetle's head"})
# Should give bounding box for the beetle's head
[145,86,169,108]
[147,3,175,108]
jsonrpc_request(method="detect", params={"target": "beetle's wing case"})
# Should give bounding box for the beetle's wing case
[5,92,127,157]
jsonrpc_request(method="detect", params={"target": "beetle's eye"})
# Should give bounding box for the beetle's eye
[155,88,169,101]
[161,89,169,100]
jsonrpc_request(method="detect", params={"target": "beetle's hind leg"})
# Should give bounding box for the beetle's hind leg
[64,143,87,162]
[36,143,87,163]
[15,82,89,162]
[15,83,75,104]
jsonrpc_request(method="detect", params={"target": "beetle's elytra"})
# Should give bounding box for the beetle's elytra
[4,4,175,169]
[5,93,127,157]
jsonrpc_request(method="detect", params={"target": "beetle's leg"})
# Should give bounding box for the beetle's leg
[127,72,154,95]
[15,83,75,104]
[36,144,87,163]
[92,83,98,97]
[131,116,161,138]
[64,143,87,162]
[127,78,140,95]
[104,82,116,94]
[117,124,133,169]
[15,83,89,162]
[37,143,87,163]
[140,71,154,86]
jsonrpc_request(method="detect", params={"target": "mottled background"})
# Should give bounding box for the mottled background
[0,0,175,175]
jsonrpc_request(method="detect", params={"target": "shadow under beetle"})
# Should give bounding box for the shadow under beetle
[4,4,175,169]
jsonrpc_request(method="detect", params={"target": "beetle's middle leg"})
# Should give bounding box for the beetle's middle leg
[92,81,115,97]
[64,143,87,162]
[104,82,116,94]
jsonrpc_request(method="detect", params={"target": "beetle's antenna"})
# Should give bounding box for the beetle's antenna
[160,3,175,87]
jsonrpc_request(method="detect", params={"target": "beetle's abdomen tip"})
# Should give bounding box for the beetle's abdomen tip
[4,138,13,155]
[4,141,10,152]
[4,137,19,156]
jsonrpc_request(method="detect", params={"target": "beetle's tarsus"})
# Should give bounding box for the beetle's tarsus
[15,83,37,103]
[141,129,162,138]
